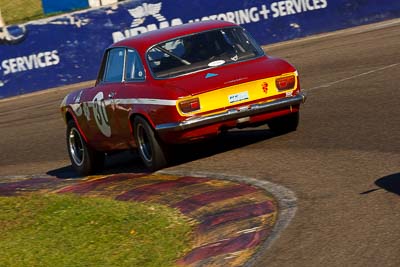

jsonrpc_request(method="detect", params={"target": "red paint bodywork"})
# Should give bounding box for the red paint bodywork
[61,20,303,152]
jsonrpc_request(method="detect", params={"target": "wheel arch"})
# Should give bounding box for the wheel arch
[64,108,89,143]
[65,110,74,123]
[128,112,156,134]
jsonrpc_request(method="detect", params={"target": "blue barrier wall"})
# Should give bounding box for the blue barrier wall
[42,0,89,14]
[0,0,399,98]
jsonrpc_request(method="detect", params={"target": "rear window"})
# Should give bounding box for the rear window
[147,27,264,79]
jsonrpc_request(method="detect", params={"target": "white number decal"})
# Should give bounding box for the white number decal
[93,92,111,137]
[83,102,91,121]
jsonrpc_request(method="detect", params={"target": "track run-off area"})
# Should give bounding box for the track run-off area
[1,19,400,266]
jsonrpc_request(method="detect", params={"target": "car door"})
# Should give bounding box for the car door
[89,47,126,150]
[112,48,147,146]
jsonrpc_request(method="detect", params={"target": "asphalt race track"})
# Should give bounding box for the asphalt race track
[1,19,400,266]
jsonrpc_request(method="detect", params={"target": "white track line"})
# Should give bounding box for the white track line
[305,63,400,92]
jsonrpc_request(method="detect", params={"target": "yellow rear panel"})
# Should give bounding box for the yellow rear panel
[177,72,298,116]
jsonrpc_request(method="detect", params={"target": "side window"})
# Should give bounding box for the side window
[125,49,145,81]
[103,48,125,83]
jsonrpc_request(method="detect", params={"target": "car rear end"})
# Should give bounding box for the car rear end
[145,23,306,143]
[156,69,305,143]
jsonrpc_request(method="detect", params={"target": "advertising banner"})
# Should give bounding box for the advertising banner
[1,0,399,98]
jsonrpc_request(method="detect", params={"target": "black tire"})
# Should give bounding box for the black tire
[66,120,104,176]
[268,112,299,134]
[133,116,168,171]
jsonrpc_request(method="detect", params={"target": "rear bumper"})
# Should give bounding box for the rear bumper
[155,92,307,132]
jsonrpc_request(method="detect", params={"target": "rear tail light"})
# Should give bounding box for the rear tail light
[179,98,200,113]
[276,75,295,91]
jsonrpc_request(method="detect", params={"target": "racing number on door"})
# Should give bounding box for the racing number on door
[93,92,111,137]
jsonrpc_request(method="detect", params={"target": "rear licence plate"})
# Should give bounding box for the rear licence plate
[228,91,249,104]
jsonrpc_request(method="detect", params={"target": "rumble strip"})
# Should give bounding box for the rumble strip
[0,173,297,267]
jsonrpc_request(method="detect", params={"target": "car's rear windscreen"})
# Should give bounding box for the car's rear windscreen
[146,27,264,79]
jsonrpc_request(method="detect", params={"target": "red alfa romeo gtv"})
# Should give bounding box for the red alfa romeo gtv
[60,20,306,175]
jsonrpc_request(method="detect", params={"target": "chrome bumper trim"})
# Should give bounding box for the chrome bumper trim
[155,92,307,132]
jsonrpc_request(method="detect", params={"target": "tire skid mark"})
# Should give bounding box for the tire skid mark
[115,176,210,201]
[176,229,269,266]
[145,180,238,206]
[196,201,275,233]
[173,184,259,214]
[56,173,142,194]
[189,191,273,219]
[191,213,275,248]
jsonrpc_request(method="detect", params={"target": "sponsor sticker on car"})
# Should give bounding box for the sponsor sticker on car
[228,91,249,104]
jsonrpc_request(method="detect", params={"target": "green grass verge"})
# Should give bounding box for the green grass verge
[0,0,44,25]
[0,194,194,267]
[0,0,86,25]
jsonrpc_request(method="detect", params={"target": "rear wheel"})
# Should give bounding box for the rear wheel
[268,112,299,134]
[66,120,104,176]
[133,117,168,171]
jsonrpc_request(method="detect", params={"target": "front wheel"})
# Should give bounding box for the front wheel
[133,117,168,171]
[268,112,299,134]
[66,120,104,176]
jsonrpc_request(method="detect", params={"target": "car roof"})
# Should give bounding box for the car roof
[112,20,237,52]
